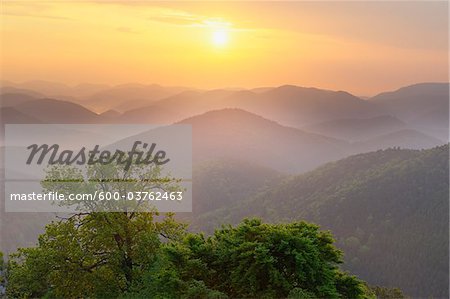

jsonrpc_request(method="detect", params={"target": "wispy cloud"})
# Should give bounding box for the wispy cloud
[3,12,72,21]
[148,15,200,26]
[147,9,231,29]
[3,2,72,21]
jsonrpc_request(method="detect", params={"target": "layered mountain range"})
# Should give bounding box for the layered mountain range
[1,81,448,172]
[1,81,448,296]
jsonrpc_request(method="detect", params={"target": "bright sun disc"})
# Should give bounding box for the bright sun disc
[212,30,228,46]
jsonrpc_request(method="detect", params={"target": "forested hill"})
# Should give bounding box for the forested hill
[194,145,449,297]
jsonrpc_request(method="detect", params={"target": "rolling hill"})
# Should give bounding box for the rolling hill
[2,80,109,99]
[303,115,407,141]
[84,83,190,113]
[110,107,445,174]
[178,108,350,173]
[177,159,285,229]
[0,93,38,107]
[128,85,384,128]
[370,82,449,129]
[233,85,383,127]
[118,89,239,124]
[0,80,448,297]
[354,129,443,152]
[13,98,100,123]
[190,145,449,297]
[0,87,46,99]
[0,107,42,124]
[2,82,447,136]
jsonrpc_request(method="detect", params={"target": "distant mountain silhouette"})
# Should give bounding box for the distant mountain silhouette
[2,80,110,97]
[0,93,38,107]
[177,108,349,173]
[108,108,351,173]
[99,109,121,121]
[1,81,109,106]
[370,83,449,128]
[1,81,191,113]
[236,85,382,127]
[6,80,75,96]
[118,88,241,124]
[0,87,46,99]
[303,115,406,141]
[119,105,184,124]
[70,83,112,98]
[129,85,383,128]
[354,129,443,152]
[84,83,190,113]
[98,106,446,174]
[1,81,447,151]
[0,107,42,124]
[3,81,447,128]
[14,98,99,123]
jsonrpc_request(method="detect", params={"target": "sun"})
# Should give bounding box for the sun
[212,29,229,47]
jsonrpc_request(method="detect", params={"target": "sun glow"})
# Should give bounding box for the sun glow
[212,29,229,47]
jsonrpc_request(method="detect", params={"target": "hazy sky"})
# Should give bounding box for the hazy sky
[1,1,448,95]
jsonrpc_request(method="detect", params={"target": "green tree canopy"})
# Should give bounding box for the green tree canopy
[7,155,186,298]
[134,218,372,299]
[7,216,381,299]
[5,154,389,298]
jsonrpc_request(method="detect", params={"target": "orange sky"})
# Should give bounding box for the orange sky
[1,1,448,96]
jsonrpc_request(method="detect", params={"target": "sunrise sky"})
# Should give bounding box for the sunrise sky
[1,1,448,95]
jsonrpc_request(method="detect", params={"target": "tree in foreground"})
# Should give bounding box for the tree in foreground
[6,158,381,298]
[8,217,377,299]
[7,211,185,298]
[0,252,5,298]
[7,156,185,298]
[131,218,374,299]
[369,285,405,299]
